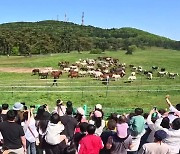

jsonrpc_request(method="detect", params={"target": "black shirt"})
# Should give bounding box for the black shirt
[0,121,25,149]
[60,115,78,140]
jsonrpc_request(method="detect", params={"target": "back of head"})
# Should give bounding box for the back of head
[56,99,62,106]
[50,113,60,124]
[66,101,72,108]
[172,118,180,130]
[160,117,170,129]
[154,130,167,141]
[7,110,16,121]
[158,109,166,115]
[87,124,96,135]
[2,103,9,110]
[66,107,73,115]
[108,113,118,121]
[107,119,116,130]
[117,115,127,124]
[79,122,89,132]
[135,108,143,115]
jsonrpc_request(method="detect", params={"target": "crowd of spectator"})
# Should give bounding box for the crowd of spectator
[0,95,179,154]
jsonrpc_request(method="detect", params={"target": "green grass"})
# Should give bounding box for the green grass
[0,47,180,115]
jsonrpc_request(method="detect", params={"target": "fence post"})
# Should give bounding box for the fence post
[83,104,87,116]
[81,86,84,98]
[12,86,14,97]
[106,81,109,97]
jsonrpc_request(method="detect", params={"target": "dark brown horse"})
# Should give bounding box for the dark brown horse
[51,71,62,78]
[32,69,40,75]
[38,72,48,79]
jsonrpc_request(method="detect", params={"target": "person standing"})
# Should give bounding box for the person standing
[138,130,170,154]
[52,76,58,86]
[78,124,104,154]
[0,110,26,154]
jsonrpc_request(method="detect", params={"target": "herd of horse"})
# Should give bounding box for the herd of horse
[31,56,179,82]
[32,68,63,79]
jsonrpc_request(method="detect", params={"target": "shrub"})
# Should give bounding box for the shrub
[89,49,102,54]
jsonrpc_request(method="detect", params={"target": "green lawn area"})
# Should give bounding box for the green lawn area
[0,48,179,115]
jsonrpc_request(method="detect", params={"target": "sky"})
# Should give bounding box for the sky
[0,0,180,41]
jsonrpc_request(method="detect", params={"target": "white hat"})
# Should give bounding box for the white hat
[13,102,23,110]
[77,107,85,116]
[95,104,102,110]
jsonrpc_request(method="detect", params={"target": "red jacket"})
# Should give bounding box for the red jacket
[78,134,104,154]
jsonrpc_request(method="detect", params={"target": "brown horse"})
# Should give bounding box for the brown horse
[68,71,79,78]
[51,71,62,78]
[32,69,39,75]
[38,72,48,79]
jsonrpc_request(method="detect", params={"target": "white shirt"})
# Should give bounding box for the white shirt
[45,122,64,145]
[22,118,39,143]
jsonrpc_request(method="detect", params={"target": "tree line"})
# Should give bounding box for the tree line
[0,20,179,56]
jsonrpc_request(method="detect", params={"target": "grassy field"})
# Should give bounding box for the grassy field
[0,47,179,115]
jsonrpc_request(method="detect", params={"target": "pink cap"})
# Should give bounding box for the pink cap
[94,110,102,118]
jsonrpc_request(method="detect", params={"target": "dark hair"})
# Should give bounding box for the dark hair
[66,101,72,108]
[2,104,9,110]
[158,109,166,115]
[175,104,180,111]
[143,113,149,119]
[117,115,127,124]
[172,118,180,130]
[56,99,62,106]
[35,106,45,120]
[160,117,170,129]
[79,122,88,132]
[107,119,116,130]
[7,110,16,121]
[87,124,96,135]
[0,107,2,114]
[93,116,102,128]
[108,113,118,122]
[75,113,83,122]
[135,108,143,115]
[23,111,28,121]
[50,113,60,124]
[38,120,49,133]
[66,107,73,115]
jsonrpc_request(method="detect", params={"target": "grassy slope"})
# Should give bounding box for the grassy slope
[0,48,179,114]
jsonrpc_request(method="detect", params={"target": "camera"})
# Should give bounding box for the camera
[30,105,35,108]
[43,104,47,108]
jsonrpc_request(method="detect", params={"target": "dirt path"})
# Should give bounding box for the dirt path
[0,67,33,73]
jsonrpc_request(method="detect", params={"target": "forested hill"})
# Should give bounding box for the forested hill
[0,20,179,55]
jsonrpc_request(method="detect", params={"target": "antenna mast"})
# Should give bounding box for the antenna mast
[81,12,84,25]
[64,13,67,22]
